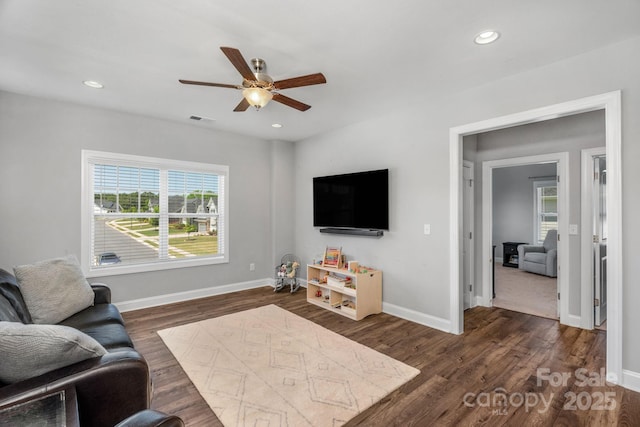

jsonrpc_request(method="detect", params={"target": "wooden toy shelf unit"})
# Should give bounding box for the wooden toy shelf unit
[306,264,382,320]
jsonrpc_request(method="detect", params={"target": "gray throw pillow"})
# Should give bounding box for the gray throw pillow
[14,255,95,324]
[0,321,107,383]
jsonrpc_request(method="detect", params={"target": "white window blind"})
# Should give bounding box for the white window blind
[534,180,557,244]
[82,151,228,276]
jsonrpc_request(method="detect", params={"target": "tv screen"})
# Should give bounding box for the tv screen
[313,169,389,230]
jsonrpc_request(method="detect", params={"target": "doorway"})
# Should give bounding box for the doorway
[581,147,607,329]
[462,160,474,310]
[481,154,567,320]
[449,91,622,384]
[490,162,559,320]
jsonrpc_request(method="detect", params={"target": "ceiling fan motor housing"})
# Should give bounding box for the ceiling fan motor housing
[246,58,273,87]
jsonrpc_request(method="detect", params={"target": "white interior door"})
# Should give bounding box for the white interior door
[463,161,474,310]
[593,155,607,325]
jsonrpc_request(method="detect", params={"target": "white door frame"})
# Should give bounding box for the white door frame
[581,147,606,329]
[449,91,622,385]
[481,154,567,324]
[463,160,475,309]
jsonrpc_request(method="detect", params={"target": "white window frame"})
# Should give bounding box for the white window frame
[533,180,557,245]
[81,150,229,277]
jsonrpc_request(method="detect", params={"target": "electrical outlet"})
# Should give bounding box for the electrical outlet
[249,263,255,271]
[424,224,431,235]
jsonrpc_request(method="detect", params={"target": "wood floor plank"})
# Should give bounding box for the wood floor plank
[122,287,640,426]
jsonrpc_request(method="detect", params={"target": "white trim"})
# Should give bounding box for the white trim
[463,160,475,310]
[449,91,622,386]
[622,370,640,393]
[382,302,451,333]
[605,92,623,386]
[471,296,480,308]
[114,278,273,312]
[481,153,567,324]
[449,128,463,334]
[565,314,582,329]
[580,147,606,330]
[476,293,492,307]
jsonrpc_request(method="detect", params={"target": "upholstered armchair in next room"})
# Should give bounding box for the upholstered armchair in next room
[518,229,558,277]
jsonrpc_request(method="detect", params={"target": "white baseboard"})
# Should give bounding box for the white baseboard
[382,302,451,333]
[563,314,582,328]
[116,278,448,334]
[115,278,274,312]
[471,296,480,308]
[622,369,640,393]
[476,295,492,307]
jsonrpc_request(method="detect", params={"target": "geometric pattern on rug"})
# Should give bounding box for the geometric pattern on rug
[158,304,420,426]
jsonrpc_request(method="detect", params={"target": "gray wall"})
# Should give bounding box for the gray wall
[270,140,296,267]
[492,163,557,259]
[294,35,640,372]
[0,90,293,303]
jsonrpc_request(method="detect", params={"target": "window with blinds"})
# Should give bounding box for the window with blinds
[534,180,557,244]
[82,151,228,275]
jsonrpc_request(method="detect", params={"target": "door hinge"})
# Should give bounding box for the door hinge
[557,292,560,300]
[594,298,600,307]
[469,179,473,187]
[593,235,599,243]
[557,234,560,241]
[469,231,473,239]
[594,171,599,180]
[469,284,473,292]
[557,175,560,183]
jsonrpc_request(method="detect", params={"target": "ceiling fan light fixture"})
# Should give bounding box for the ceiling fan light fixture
[243,87,273,109]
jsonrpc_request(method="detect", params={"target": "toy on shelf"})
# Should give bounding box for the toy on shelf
[274,254,300,293]
[322,246,342,268]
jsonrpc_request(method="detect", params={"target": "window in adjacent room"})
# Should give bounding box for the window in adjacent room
[533,180,557,244]
[81,150,228,276]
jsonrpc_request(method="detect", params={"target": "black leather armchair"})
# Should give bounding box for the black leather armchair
[116,409,185,427]
[0,268,153,426]
[0,351,150,426]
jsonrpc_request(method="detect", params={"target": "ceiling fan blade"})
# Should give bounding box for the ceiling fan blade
[273,73,326,90]
[233,98,250,112]
[220,47,256,82]
[272,93,311,111]
[179,79,239,89]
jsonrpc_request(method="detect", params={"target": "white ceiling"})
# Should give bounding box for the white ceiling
[1,0,639,142]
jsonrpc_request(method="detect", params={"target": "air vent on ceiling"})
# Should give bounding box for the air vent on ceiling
[189,115,215,123]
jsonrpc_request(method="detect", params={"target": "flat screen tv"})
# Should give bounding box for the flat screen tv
[313,169,389,230]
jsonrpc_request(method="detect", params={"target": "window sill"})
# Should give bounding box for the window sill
[84,255,228,278]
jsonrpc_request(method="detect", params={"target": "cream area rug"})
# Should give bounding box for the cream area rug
[493,263,558,319]
[157,304,419,427]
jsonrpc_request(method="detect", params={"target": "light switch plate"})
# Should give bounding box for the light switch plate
[569,224,578,235]
[424,224,431,235]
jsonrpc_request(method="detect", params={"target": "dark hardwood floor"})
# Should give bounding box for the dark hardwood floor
[122,287,640,426]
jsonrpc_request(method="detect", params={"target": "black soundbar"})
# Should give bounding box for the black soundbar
[319,228,384,237]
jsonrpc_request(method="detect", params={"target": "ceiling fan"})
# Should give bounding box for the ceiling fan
[179,47,326,112]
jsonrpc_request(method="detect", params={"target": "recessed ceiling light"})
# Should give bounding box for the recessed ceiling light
[271,123,283,128]
[474,30,500,45]
[83,80,104,89]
